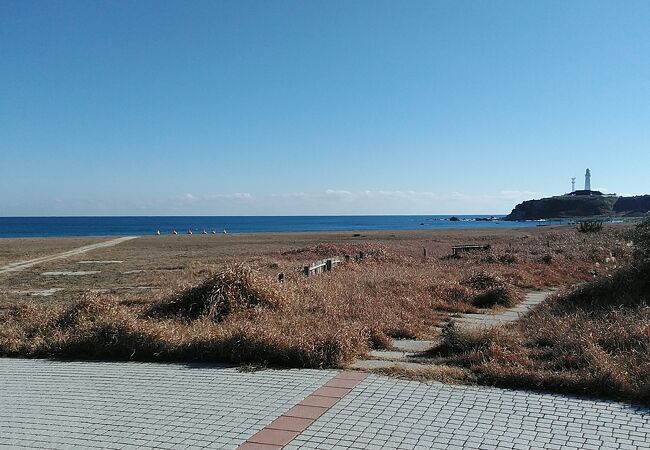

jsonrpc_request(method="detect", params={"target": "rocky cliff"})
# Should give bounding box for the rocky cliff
[505,194,650,221]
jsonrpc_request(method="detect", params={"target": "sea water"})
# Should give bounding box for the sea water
[0,215,562,238]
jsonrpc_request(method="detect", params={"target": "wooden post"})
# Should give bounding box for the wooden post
[303,266,310,276]
[326,259,332,271]
[423,247,427,258]
[359,251,364,260]
[278,272,284,282]
[345,254,350,262]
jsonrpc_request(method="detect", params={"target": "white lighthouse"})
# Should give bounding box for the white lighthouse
[584,168,591,191]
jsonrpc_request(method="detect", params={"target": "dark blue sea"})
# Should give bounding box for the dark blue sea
[0,216,560,238]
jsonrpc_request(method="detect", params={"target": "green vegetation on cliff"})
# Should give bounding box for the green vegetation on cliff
[505,194,650,221]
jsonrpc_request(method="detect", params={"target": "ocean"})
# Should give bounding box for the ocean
[0,215,559,238]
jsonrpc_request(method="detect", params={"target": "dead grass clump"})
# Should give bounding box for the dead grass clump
[550,262,650,312]
[368,327,391,349]
[433,323,523,358]
[430,283,473,303]
[472,285,520,309]
[147,264,284,321]
[56,296,123,330]
[428,282,477,313]
[462,271,502,290]
[460,271,522,309]
[281,243,391,260]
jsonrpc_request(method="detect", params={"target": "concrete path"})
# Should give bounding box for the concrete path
[352,290,553,370]
[1,359,648,449]
[453,290,553,329]
[0,237,138,274]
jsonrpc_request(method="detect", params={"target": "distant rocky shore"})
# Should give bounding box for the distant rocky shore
[505,194,650,221]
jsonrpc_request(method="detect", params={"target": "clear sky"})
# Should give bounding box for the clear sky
[1,1,649,216]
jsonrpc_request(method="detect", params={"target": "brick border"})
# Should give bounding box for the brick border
[237,371,368,450]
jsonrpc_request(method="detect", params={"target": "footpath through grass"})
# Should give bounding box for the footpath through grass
[430,219,650,404]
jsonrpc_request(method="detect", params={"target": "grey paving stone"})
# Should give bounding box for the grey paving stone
[0,359,336,449]
[3,359,650,449]
[290,374,650,450]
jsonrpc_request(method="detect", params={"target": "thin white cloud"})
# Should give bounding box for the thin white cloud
[2,189,541,216]
[170,192,253,205]
[204,193,253,200]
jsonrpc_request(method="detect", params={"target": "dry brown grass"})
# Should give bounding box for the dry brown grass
[369,365,475,384]
[147,264,285,321]
[429,259,650,404]
[0,227,633,370]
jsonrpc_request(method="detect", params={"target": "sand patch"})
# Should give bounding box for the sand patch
[2,288,64,297]
[89,286,158,293]
[78,260,124,264]
[42,271,100,276]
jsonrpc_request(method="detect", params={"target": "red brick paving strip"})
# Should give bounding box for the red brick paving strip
[237,371,368,450]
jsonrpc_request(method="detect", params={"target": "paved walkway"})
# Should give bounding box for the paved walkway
[352,290,552,370]
[453,290,552,329]
[0,237,138,274]
[1,359,648,449]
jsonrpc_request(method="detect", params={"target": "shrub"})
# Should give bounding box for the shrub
[631,218,650,259]
[498,253,517,264]
[578,220,603,233]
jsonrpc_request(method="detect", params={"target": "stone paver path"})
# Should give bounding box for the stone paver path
[454,290,552,329]
[288,375,650,450]
[0,359,335,449]
[352,290,553,370]
[1,359,649,449]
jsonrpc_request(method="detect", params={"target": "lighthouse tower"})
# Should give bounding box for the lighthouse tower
[584,168,591,191]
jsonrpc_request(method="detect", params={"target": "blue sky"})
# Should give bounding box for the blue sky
[1,0,649,216]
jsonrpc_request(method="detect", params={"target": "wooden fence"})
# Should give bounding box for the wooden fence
[451,244,491,256]
[303,256,345,276]
[276,251,371,281]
